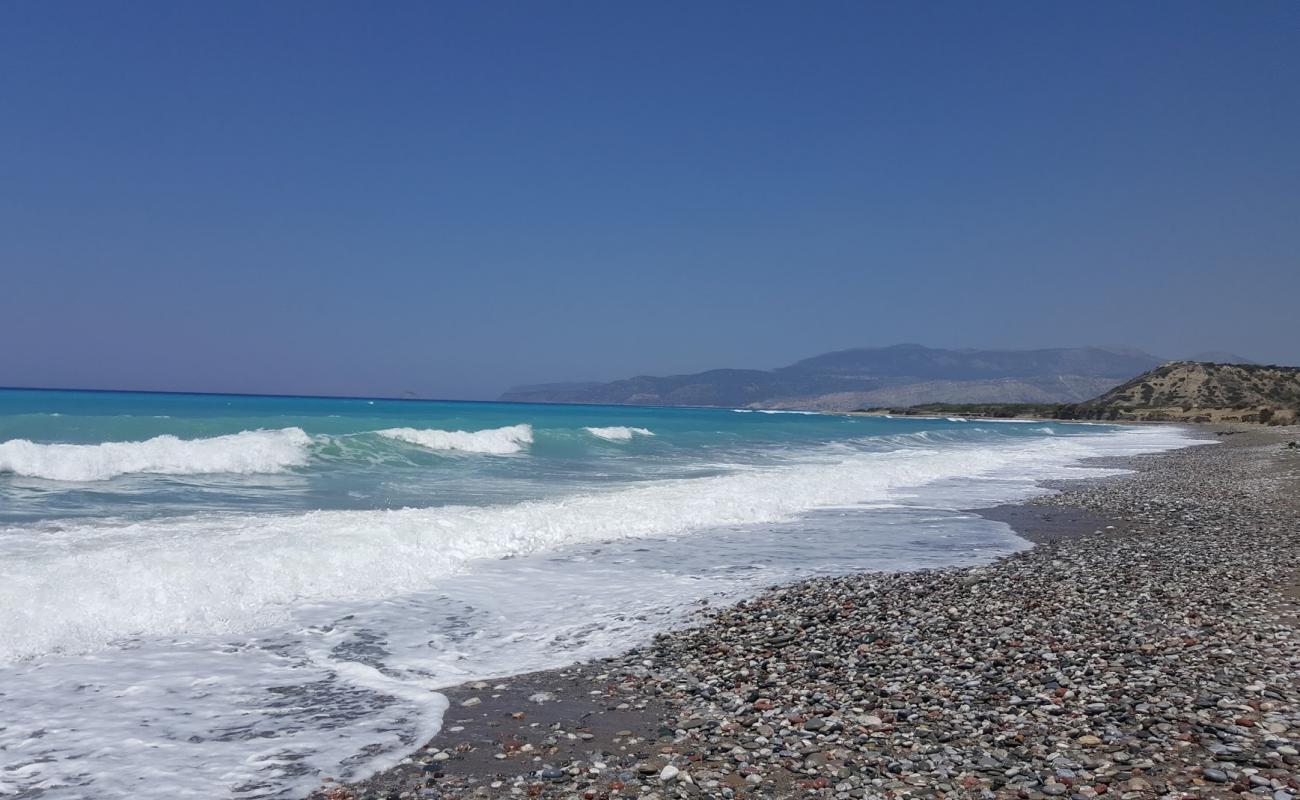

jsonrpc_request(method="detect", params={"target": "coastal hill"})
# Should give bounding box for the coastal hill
[868,361,1300,425]
[1079,361,1300,423]
[501,344,1165,410]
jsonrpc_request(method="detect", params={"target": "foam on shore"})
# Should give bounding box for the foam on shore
[0,424,1197,662]
[0,422,1201,799]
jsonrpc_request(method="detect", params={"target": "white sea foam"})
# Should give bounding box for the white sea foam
[583,426,655,441]
[734,409,820,415]
[377,424,533,454]
[0,424,1197,663]
[0,428,313,482]
[0,424,1201,799]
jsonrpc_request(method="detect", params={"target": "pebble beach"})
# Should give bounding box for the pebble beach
[317,426,1300,800]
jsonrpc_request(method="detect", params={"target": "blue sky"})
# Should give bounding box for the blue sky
[2,1,1297,398]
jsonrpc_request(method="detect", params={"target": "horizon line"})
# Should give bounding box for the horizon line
[0,384,756,413]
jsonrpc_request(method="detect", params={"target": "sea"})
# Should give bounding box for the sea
[0,388,1197,798]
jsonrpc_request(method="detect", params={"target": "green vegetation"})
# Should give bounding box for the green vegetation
[855,402,1093,420]
[859,362,1300,425]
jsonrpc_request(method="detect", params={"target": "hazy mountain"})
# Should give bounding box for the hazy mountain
[500,344,1166,410]
[1185,351,1257,365]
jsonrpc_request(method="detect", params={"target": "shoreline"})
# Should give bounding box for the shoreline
[316,425,1300,800]
[842,411,1200,427]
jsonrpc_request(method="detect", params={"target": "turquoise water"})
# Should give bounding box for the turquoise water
[0,389,1196,798]
[0,389,944,521]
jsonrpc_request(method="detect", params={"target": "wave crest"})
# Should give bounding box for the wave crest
[0,425,1201,662]
[0,428,313,482]
[377,424,533,454]
[583,426,654,442]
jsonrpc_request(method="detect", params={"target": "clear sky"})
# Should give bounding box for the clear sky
[2,1,1297,399]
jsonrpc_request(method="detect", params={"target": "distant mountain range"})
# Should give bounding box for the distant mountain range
[1185,351,1257,365]
[501,344,1207,410]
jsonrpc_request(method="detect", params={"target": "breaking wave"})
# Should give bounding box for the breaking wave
[0,425,1199,662]
[377,424,533,454]
[583,426,655,442]
[0,428,313,482]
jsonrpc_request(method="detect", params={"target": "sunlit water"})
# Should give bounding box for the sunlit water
[0,389,1197,798]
